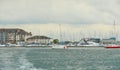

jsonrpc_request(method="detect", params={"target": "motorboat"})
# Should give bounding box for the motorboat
[105,44,120,48]
[77,41,103,47]
[0,44,6,47]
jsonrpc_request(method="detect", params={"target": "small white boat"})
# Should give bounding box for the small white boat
[52,44,68,49]
[0,44,6,47]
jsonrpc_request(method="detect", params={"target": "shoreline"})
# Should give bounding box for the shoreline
[0,46,104,49]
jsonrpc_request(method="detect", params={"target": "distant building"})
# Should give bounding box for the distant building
[26,35,51,45]
[101,39,116,44]
[109,37,116,40]
[0,28,32,44]
[88,38,101,43]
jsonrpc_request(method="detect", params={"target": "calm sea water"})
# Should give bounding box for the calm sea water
[0,47,120,70]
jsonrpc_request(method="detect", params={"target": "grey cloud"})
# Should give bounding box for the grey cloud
[0,0,120,25]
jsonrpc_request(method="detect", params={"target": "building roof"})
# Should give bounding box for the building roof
[0,28,32,35]
[27,35,51,40]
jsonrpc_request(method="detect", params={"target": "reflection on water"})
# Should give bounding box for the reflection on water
[0,48,120,70]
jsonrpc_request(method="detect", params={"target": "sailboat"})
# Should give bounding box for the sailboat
[105,20,120,48]
[52,24,68,49]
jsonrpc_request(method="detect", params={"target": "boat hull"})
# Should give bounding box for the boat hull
[105,45,120,48]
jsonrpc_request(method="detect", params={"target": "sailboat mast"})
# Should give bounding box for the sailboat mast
[113,20,115,37]
[112,20,117,41]
[59,24,62,44]
[113,20,117,39]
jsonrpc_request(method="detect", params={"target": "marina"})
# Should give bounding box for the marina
[1,0,120,70]
[0,28,116,48]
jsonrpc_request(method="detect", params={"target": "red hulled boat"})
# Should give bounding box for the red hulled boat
[105,45,120,48]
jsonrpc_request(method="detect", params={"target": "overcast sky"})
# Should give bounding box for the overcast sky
[0,0,120,41]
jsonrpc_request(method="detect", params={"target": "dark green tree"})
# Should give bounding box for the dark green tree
[53,39,59,44]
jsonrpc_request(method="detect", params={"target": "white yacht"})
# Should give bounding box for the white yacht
[77,41,102,47]
[77,39,103,47]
